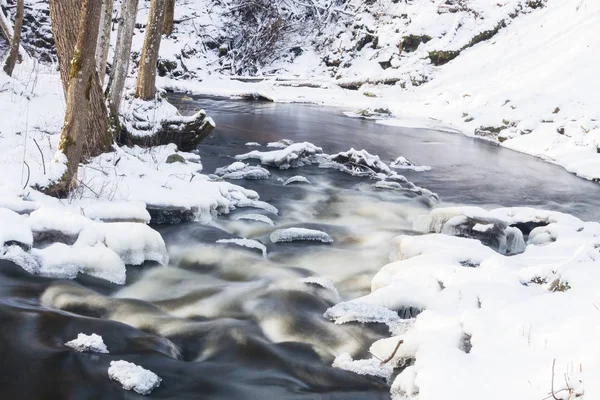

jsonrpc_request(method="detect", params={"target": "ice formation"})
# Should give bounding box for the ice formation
[270,228,333,244]
[216,238,267,257]
[214,162,270,180]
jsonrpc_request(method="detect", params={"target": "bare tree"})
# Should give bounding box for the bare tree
[48,0,104,197]
[135,0,165,100]
[163,0,175,36]
[96,0,115,85]
[49,0,110,158]
[107,0,139,119]
[2,0,24,76]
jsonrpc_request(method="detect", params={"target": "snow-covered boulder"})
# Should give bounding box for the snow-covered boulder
[236,142,323,169]
[214,161,270,180]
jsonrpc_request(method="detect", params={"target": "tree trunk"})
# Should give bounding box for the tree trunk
[135,0,165,100]
[96,0,114,85]
[107,0,139,119]
[49,0,103,197]
[49,0,110,158]
[163,0,174,36]
[3,0,24,76]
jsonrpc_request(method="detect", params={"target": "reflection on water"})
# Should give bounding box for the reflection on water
[2,96,600,399]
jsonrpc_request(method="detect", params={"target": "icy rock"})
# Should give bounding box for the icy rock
[374,181,403,190]
[236,142,323,169]
[300,277,339,298]
[108,360,161,395]
[283,176,311,186]
[28,207,92,244]
[245,142,262,147]
[97,223,169,266]
[332,353,394,380]
[231,213,275,226]
[216,238,267,257]
[390,156,431,172]
[65,333,109,354]
[270,228,333,244]
[0,208,33,249]
[214,162,270,180]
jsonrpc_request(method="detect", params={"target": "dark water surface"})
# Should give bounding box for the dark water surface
[1,96,599,400]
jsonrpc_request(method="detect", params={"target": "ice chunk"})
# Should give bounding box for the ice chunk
[270,228,333,244]
[31,243,126,284]
[325,301,401,327]
[214,162,270,180]
[332,353,394,380]
[108,360,161,395]
[216,238,267,257]
[0,245,39,274]
[233,196,279,215]
[0,208,33,248]
[65,333,109,354]
[390,156,432,172]
[245,142,262,147]
[283,176,311,186]
[231,213,275,226]
[236,142,323,169]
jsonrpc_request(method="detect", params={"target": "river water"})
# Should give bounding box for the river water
[1,96,599,399]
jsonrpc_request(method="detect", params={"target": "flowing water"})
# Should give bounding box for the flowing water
[1,96,600,399]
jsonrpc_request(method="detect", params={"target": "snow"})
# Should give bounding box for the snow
[245,142,262,147]
[236,142,323,170]
[270,228,333,244]
[216,238,267,258]
[65,333,109,354]
[230,213,274,226]
[283,176,310,186]
[108,360,161,395]
[213,161,270,180]
[0,208,33,248]
[266,139,294,149]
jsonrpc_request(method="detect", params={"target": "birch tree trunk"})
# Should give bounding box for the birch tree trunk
[96,0,114,85]
[3,0,24,76]
[107,0,139,119]
[135,0,165,100]
[49,0,110,159]
[49,0,103,197]
[163,0,175,36]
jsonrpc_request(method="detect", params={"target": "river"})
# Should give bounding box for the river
[0,96,598,399]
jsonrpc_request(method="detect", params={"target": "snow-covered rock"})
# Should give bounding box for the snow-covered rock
[214,161,270,180]
[108,360,161,395]
[236,142,323,169]
[0,208,33,249]
[270,228,333,244]
[231,213,275,226]
[390,157,431,172]
[65,333,109,354]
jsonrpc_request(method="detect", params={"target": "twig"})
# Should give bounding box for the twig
[32,138,45,175]
[381,339,403,364]
[22,161,30,189]
[551,359,559,400]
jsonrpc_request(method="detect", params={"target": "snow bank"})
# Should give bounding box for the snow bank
[65,333,109,354]
[327,205,600,399]
[270,228,333,244]
[236,142,323,169]
[108,360,161,395]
